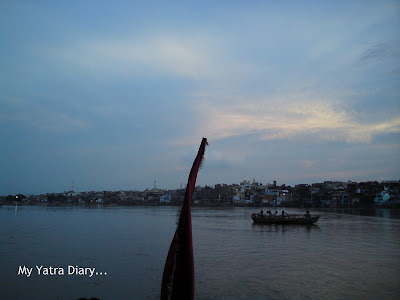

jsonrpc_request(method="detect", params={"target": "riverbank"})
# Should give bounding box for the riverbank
[3,200,400,209]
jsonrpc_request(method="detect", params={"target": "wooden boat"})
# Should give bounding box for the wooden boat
[251,213,320,225]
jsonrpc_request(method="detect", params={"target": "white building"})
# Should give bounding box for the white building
[374,191,390,205]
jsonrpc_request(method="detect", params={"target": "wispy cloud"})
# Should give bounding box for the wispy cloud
[179,146,246,173]
[1,97,88,133]
[183,94,400,145]
[359,40,399,66]
[30,113,88,133]
[39,34,223,79]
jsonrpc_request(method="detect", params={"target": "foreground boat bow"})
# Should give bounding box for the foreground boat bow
[161,138,208,300]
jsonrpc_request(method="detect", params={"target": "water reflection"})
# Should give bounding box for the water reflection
[318,208,400,219]
[251,223,321,234]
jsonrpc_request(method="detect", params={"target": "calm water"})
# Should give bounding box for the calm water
[1,206,399,299]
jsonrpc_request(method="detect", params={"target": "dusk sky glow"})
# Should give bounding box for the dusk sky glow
[1,1,399,195]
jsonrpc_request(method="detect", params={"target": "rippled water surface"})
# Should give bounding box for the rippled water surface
[1,206,399,299]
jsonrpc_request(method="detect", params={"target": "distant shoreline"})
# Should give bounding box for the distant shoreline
[3,201,400,209]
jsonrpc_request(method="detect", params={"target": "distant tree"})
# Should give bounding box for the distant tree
[6,195,15,202]
[360,194,374,208]
[296,185,311,200]
[253,194,263,206]
[57,194,67,202]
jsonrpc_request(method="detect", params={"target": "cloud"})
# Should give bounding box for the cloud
[179,146,245,171]
[30,113,88,133]
[38,34,223,79]
[1,97,88,133]
[181,93,400,145]
[359,41,399,66]
[299,160,318,169]
[205,149,246,168]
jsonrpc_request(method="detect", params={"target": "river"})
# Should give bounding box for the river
[1,206,399,299]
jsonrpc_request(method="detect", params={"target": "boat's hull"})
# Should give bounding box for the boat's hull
[251,214,320,225]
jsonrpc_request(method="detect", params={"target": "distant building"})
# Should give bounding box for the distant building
[374,191,390,205]
[160,194,172,204]
[232,194,241,203]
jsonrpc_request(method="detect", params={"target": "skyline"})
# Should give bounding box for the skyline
[2,177,399,197]
[1,1,399,195]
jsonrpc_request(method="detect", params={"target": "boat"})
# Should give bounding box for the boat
[251,213,320,225]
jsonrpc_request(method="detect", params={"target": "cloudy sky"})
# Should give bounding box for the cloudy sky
[1,1,399,195]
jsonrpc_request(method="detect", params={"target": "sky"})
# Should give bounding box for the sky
[1,1,399,195]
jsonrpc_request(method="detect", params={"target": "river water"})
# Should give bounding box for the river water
[0,206,399,299]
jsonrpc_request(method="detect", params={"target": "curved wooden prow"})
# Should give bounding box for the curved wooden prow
[161,137,208,300]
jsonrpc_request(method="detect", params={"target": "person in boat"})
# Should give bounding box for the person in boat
[282,211,288,218]
[260,210,264,217]
[305,211,311,218]
[274,211,278,217]
[267,211,272,217]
